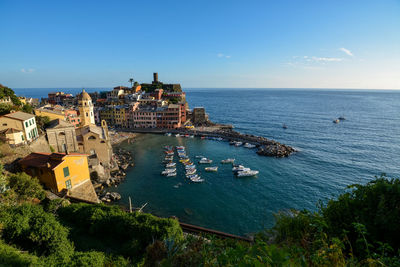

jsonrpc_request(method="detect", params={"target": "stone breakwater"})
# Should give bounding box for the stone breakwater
[179,127,296,158]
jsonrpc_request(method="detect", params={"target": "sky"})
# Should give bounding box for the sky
[0,0,399,89]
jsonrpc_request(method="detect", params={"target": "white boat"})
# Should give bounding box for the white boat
[166,162,176,168]
[175,134,181,137]
[205,166,218,172]
[185,165,196,169]
[217,137,223,141]
[234,142,243,147]
[199,158,212,164]
[189,135,194,138]
[186,169,197,175]
[333,119,339,124]
[186,174,199,179]
[236,170,259,177]
[161,168,176,175]
[195,155,204,158]
[176,146,185,150]
[164,133,172,136]
[190,177,204,183]
[243,143,256,148]
[232,165,250,172]
[166,172,177,177]
[221,158,235,164]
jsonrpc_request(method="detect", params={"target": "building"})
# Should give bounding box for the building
[156,104,182,129]
[0,111,38,142]
[192,107,208,125]
[19,152,92,193]
[46,119,79,153]
[19,97,39,107]
[0,128,25,146]
[75,121,112,167]
[48,92,73,105]
[78,89,95,126]
[0,96,12,104]
[34,106,81,127]
[131,107,157,128]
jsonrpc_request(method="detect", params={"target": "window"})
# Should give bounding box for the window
[86,112,88,117]
[65,179,72,189]
[2,123,6,126]
[63,167,70,177]
[25,121,28,127]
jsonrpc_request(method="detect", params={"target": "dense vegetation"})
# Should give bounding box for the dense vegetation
[0,84,34,115]
[0,166,399,266]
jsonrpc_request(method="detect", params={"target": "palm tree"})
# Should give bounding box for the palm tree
[128,78,134,87]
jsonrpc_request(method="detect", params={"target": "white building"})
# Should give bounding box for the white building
[0,111,39,142]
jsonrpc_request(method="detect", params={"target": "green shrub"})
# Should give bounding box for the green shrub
[0,204,74,263]
[8,172,45,201]
[58,203,183,257]
[0,239,45,266]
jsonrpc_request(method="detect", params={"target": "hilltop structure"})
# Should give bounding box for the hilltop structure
[78,89,95,126]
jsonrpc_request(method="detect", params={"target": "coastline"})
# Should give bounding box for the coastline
[111,124,295,158]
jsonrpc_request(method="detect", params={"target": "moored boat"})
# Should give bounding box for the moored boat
[236,170,259,177]
[243,143,256,148]
[199,158,212,164]
[166,162,176,168]
[221,158,235,164]
[205,166,218,172]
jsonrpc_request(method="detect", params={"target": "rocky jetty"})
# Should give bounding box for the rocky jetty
[179,127,296,158]
[95,147,134,202]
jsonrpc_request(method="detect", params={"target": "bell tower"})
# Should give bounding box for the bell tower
[78,89,95,126]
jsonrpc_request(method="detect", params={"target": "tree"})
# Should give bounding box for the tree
[8,172,45,201]
[128,78,134,87]
[0,103,11,115]
[35,115,51,132]
[22,104,33,114]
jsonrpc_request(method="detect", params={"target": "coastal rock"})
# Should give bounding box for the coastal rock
[110,192,121,201]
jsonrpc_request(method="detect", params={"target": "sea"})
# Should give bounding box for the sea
[14,88,400,236]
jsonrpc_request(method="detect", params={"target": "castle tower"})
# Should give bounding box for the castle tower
[153,72,158,83]
[78,89,95,126]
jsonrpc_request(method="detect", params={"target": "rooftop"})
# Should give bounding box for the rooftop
[3,111,35,121]
[19,152,88,170]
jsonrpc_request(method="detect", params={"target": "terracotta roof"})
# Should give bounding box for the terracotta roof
[19,152,88,170]
[3,111,35,121]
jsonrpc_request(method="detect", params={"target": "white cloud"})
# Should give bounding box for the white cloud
[339,47,354,57]
[21,68,35,73]
[217,53,231,59]
[311,57,343,62]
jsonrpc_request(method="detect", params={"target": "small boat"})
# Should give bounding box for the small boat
[166,162,176,168]
[161,168,176,175]
[195,155,204,158]
[175,134,181,137]
[199,158,212,164]
[338,116,346,121]
[190,177,204,183]
[282,124,288,129]
[205,166,218,172]
[243,143,256,148]
[186,174,199,179]
[189,135,194,138]
[236,170,259,177]
[221,158,235,164]
[180,158,189,163]
[166,172,177,177]
[185,165,196,170]
[186,169,197,175]
[232,165,250,172]
[176,146,185,150]
[333,119,340,124]
[234,142,243,147]
[229,141,236,145]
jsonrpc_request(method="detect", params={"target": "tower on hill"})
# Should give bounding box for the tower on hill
[78,89,95,126]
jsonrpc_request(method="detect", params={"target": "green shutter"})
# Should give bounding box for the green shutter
[63,167,70,177]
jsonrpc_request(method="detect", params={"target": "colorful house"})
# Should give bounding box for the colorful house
[0,111,39,142]
[19,152,91,193]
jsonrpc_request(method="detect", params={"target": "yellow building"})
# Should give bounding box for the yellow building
[19,152,91,193]
[35,107,65,121]
[78,89,95,126]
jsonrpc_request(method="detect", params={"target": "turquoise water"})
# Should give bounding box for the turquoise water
[14,88,400,236]
[113,89,400,236]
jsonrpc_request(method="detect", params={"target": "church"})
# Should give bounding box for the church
[75,89,113,168]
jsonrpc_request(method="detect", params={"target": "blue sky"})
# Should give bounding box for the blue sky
[0,0,399,89]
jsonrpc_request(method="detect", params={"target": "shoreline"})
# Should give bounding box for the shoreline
[112,124,295,158]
